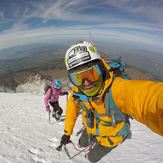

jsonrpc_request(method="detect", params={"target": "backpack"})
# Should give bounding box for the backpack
[44,84,52,95]
[107,57,130,79]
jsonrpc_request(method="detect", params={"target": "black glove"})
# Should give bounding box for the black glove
[60,134,70,145]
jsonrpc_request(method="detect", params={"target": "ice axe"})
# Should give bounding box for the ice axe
[56,140,71,151]
[56,140,72,159]
[56,140,90,160]
[56,143,63,151]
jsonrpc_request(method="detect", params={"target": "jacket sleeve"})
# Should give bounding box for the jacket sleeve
[64,92,79,136]
[112,78,163,136]
[44,88,51,108]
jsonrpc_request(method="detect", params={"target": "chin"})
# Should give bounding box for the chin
[83,88,100,97]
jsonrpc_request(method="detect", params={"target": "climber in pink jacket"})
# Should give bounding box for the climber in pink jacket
[44,80,68,120]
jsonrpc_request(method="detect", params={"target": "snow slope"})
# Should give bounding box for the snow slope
[0,92,163,163]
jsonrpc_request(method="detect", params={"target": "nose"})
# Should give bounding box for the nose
[83,78,91,86]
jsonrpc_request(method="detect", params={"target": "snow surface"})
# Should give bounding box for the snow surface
[0,92,163,163]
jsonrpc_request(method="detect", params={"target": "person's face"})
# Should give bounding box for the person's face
[69,62,103,96]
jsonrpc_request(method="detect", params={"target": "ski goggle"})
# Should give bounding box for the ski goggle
[69,64,102,86]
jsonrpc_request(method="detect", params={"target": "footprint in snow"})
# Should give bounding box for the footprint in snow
[58,131,64,134]
[28,148,40,155]
[49,143,58,148]
[48,137,59,142]
[28,148,46,163]
[48,137,59,148]
[32,155,46,163]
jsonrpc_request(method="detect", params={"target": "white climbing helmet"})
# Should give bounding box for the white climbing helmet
[65,41,101,70]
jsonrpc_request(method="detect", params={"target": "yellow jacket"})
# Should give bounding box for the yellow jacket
[112,77,163,136]
[64,60,163,147]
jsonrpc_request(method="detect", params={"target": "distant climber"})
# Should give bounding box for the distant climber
[44,80,68,120]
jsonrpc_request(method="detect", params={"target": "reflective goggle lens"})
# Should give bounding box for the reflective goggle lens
[69,64,102,86]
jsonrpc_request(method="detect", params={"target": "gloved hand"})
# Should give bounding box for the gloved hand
[46,106,51,112]
[60,134,70,145]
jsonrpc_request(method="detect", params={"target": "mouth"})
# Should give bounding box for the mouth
[82,84,95,91]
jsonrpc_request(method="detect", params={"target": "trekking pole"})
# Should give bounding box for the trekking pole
[66,93,68,102]
[49,112,51,123]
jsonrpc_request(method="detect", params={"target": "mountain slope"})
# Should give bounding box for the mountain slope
[0,93,162,163]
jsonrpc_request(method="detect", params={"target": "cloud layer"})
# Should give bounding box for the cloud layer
[0,0,163,52]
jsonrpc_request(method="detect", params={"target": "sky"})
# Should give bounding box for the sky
[0,0,163,52]
[0,91,163,163]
